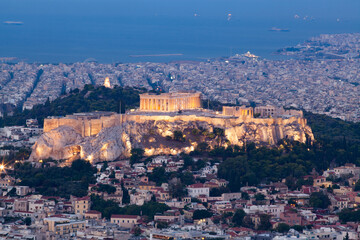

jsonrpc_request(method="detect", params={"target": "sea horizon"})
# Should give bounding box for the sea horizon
[0,0,359,63]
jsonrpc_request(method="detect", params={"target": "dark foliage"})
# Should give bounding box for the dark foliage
[149,167,167,186]
[338,208,360,223]
[232,209,246,226]
[94,184,116,194]
[193,209,213,220]
[13,159,96,198]
[276,223,290,233]
[91,195,170,220]
[130,148,145,165]
[0,85,146,127]
[309,192,331,209]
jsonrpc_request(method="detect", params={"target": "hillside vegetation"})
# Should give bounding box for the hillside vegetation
[3,85,359,194]
[0,84,147,127]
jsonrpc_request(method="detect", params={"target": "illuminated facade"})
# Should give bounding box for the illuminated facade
[222,106,254,117]
[104,77,111,88]
[139,92,201,112]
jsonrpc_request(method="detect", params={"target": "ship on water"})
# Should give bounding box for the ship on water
[269,27,289,32]
[3,21,24,25]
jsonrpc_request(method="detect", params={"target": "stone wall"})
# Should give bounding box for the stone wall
[32,112,314,163]
[44,114,123,137]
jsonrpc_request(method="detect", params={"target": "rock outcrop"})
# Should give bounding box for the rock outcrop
[30,114,314,163]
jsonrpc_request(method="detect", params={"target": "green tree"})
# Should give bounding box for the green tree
[276,223,290,233]
[292,225,304,232]
[309,192,331,209]
[196,142,210,152]
[130,148,145,165]
[258,214,272,230]
[232,209,246,226]
[101,162,108,172]
[180,172,195,185]
[338,208,360,223]
[95,184,116,194]
[168,178,186,199]
[149,167,167,186]
[255,193,265,201]
[133,226,142,236]
[193,210,213,220]
[24,217,31,226]
[354,180,360,191]
[156,221,169,229]
[173,130,185,142]
[122,185,130,204]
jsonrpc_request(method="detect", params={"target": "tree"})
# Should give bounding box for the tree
[180,172,195,185]
[101,162,108,172]
[130,148,144,165]
[173,130,185,142]
[24,217,31,226]
[232,209,246,226]
[213,127,225,137]
[292,225,304,232]
[276,223,290,233]
[156,221,169,229]
[218,156,256,191]
[338,208,360,223]
[122,185,130,204]
[242,216,255,229]
[168,178,186,199]
[354,180,360,191]
[309,192,331,209]
[241,192,250,200]
[193,210,213,220]
[258,214,272,230]
[210,187,230,197]
[196,142,209,152]
[182,155,194,169]
[149,167,167,186]
[133,226,142,236]
[255,193,265,201]
[95,184,116,194]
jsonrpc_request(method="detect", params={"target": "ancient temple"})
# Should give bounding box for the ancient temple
[222,106,254,117]
[139,92,201,112]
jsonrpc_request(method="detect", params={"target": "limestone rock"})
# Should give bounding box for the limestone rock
[30,117,314,163]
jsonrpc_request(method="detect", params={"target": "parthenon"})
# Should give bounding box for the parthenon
[139,92,201,112]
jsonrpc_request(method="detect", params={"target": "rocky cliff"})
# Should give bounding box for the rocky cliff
[29,114,314,163]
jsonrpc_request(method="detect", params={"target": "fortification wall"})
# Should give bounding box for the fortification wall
[33,112,313,163]
[44,113,309,139]
[44,114,122,137]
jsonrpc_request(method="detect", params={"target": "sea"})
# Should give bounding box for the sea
[0,0,359,63]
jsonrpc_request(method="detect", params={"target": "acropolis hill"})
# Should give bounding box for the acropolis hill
[30,92,314,163]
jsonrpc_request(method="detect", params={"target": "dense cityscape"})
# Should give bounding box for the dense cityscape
[0,33,359,122]
[0,32,358,240]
